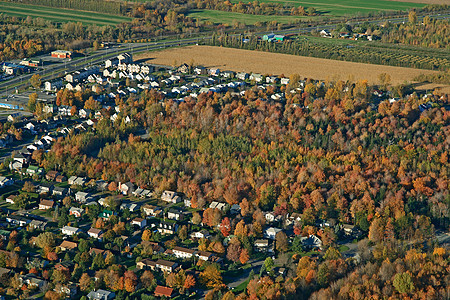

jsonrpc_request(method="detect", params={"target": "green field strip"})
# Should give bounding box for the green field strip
[187,9,310,24]
[0,1,131,21]
[0,8,121,25]
[228,0,425,16]
[0,1,131,25]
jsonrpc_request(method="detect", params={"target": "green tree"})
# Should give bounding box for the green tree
[28,92,38,112]
[30,74,41,89]
[408,10,417,24]
[264,257,274,272]
[317,263,330,286]
[393,272,414,294]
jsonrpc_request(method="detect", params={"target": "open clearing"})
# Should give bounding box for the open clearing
[137,45,449,91]
[0,1,131,26]
[187,10,309,25]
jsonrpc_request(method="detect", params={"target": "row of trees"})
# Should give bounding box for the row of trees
[206,34,450,70]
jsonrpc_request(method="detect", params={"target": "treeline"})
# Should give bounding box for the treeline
[381,18,450,49]
[4,0,126,15]
[414,71,450,85]
[193,0,317,16]
[205,35,450,70]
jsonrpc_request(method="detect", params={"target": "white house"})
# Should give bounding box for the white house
[264,227,283,240]
[172,246,195,259]
[161,190,181,204]
[61,226,81,236]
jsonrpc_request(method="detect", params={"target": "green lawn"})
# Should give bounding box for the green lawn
[187,9,310,25]
[0,1,132,25]
[339,245,350,252]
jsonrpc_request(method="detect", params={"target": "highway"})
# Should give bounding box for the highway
[0,12,448,98]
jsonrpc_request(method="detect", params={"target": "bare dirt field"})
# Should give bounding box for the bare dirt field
[137,46,449,91]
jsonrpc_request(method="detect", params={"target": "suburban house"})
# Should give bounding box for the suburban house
[69,207,84,218]
[197,251,214,261]
[250,73,263,82]
[136,258,157,270]
[190,230,211,240]
[6,215,30,227]
[29,220,47,231]
[183,198,192,208]
[131,218,147,229]
[154,286,174,298]
[75,191,92,203]
[20,274,47,290]
[88,228,103,240]
[264,227,283,240]
[45,170,60,181]
[52,186,68,197]
[120,202,139,212]
[172,246,195,259]
[142,204,162,217]
[300,234,323,250]
[254,239,269,252]
[59,241,78,251]
[161,190,181,204]
[55,175,67,183]
[61,226,81,236]
[26,165,44,176]
[0,176,13,188]
[68,176,77,185]
[5,195,16,204]
[155,259,178,273]
[167,208,183,221]
[209,201,228,211]
[119,182,134,195]
[37,182,54,194]
[99,209,115,220]
[158,221,178,235]
[87,289,115,300]
[38,199,54,210]
[236,72,249,80]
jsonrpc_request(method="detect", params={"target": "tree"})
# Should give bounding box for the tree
[200,264,223,288]
[79,273,92,291]
[142,229,152,241]
[124,270,137,292]
[275,231,288,253]
[239,248,249,264]
[23,181,35,193]
[93,40,99,51]
[220,217,231,237]
[178,225,188,241]
[192,212,202,225]
[408,10,417,24]
[183,274,196,290]
[393,272,414,294]
[140,270,154,289]
[227,238,242,263]
[317,263,329,286]
[35,232,55,250]
[264,257,274,272]
[30,74,41,89]
[28,93,38,112]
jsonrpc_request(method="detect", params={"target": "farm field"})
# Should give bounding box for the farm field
[242,0,426,16]
[0,1,131,26]
[187,9,310,25]
[136,45,449,90]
